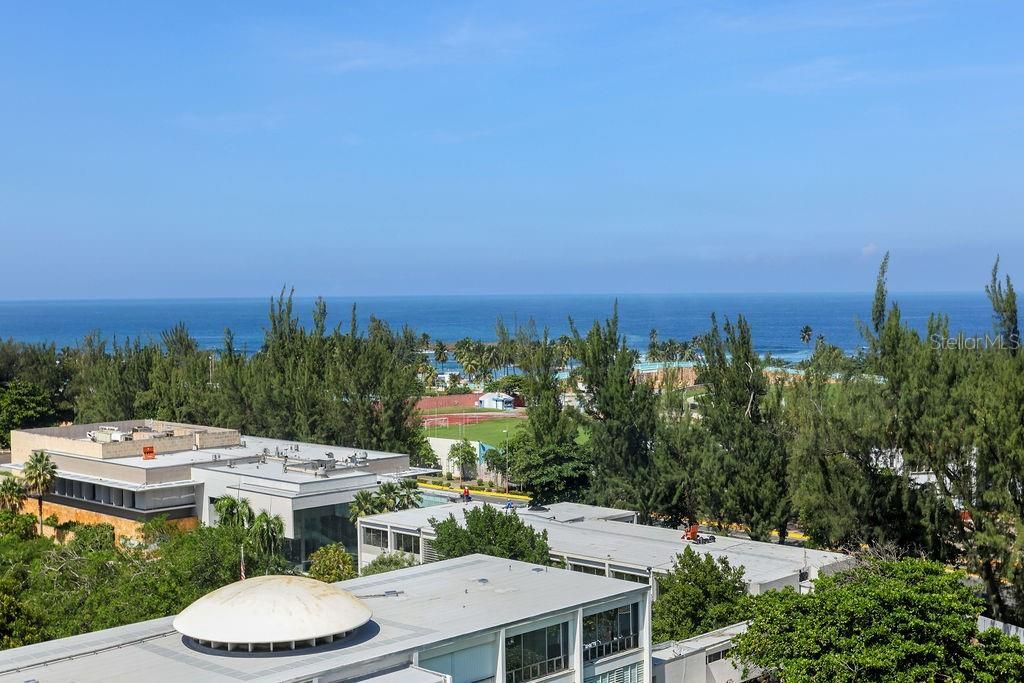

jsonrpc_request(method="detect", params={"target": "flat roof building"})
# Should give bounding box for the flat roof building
[652,622,757,683]
[2,420,427,566]
[357,502,853,596]
[0,554,653,683]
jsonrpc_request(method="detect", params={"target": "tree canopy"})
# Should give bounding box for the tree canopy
[652,547,751,643]
[429,504,551,565]
[733,558,1024,683]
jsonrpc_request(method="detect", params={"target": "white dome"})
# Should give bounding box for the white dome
[173,575,372,652]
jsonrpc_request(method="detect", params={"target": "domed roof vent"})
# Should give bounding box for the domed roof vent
[172,575,372,653]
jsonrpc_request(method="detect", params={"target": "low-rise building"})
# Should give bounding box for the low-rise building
[2,420,427,566]
[357,502,853,596]
[477,392,516,410]
[652,622,756,683]
[0,554,653,683]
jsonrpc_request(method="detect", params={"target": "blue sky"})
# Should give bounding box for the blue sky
[1,1,1022,298]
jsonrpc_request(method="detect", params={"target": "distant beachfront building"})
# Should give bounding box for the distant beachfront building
[1,420,430,567]
[357,502,853,597]
[477,392,515,410]
[0,554,653,683]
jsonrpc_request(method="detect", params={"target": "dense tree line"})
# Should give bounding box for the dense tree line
[495,256,1024,625]
[1,291,434,465]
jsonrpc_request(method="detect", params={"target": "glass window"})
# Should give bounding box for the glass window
[610,570,648,583]
[281,503,357,569]
[505,622,569,683]
[582,603,640,662]
[362,526,389,549]
[571,563,605,576]
[393,532,420,554]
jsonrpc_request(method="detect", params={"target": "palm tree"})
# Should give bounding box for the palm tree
[376,482,401,512]
[348,489,380,524]
[396,478,422,510]
[214,495,255,529]
[800,325,813,345]
[0,475,26,514]
[421,364,438,389]
[434,341,448,372]
[462,358,480,382]
[248,511,284,560]
[22,450,57,535]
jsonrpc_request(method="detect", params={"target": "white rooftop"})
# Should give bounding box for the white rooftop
[0,555,648,683]
[363,502,851,586]
[520,502,638,523]
[104,435,410,471]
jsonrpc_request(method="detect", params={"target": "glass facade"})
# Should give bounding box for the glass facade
[284,502,354,569]
[505,623,569,683]
[362,526,389,549]
[393,531,420,554]
[609,570,648,584]
[582,603,640,662]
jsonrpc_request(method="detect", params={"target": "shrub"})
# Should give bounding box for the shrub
[307,544,357,583]
[362,552,418,577]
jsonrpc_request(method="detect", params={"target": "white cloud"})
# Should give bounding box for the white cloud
[862,242,880,257]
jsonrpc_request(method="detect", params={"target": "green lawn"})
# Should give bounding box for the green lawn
[424,417,591,449]
[423,417,526,446]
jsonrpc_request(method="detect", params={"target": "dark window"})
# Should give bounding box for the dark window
[362,526,389,549]
[610,570,648,583]
[393,532,420,554]
[583,603,640,662]
[706,649,729,664]
[505,623,569,683]
[281,502,356,569]
[571,563,605,576]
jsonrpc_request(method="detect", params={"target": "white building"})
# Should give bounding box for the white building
[2,421,433,568]
[652,623,757,683]
[357,502,853,596]
[477,392,515,410]
[0,554,653,683]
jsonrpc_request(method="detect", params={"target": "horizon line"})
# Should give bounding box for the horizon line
[0,289,992,304]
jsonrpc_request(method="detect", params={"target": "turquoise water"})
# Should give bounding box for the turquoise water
[0,293,995,357]
[420,491,457,507]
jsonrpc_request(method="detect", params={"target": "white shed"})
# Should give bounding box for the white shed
[476,392,514,410]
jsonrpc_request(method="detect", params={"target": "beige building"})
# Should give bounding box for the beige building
[4,420,424,566]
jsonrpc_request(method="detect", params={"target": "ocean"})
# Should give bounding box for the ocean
[0,293,996,361]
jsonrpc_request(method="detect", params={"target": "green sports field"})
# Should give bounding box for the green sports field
[422,417,526,447]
